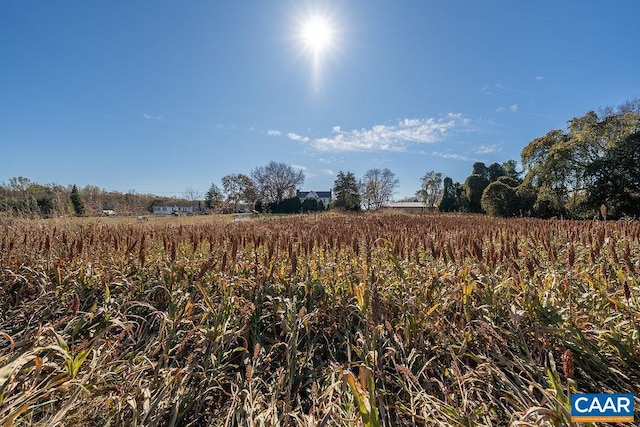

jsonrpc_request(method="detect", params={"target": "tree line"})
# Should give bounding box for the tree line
[518,100,639,219]
[3,99,637,219]
[0,178,165,217]
[329,99,640,219]
[205,162,405,213]
[466,99,639,219]
[203,161,307,214]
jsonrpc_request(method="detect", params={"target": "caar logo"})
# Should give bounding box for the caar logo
[571,393,634,422]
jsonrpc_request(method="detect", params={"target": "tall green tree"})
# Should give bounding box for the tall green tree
[472,162,487,177]
[521,100,639,218]
[204,183,224,210]
[586,131,640,217]
[70,184,85,216]
[520,129,572,217]
[464,174,489,213]
[438,177,467,212]
[481,176,519,217]
[501,160,521,182]
[331,171,361,211]
[463,162,509,213]
[221,174,255,212]
[33,184,56,216]
[416,171,443,208]
[487,163,506,182]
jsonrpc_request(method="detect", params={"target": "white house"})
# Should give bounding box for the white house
[152,201,205,215]
[297,190,332,209]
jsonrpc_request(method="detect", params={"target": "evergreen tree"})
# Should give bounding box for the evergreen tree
[502,160,521,182]
[331,171,361,211]
[464,174,489,213]
[481,177,520,217]
[301,198,319,212]
[275,196,302,213]
[70,184,85,216]
[461,160,520,214]
[438,177,459,212]
[487,163,506,182]
[204,183,224,210]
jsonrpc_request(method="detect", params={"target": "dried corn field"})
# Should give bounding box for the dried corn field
[1,213,639,426]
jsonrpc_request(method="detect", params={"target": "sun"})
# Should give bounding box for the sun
[301,16,334,54]
[295,10,340,91]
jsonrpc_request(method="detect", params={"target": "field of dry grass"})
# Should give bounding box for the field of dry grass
[1,212,639,426]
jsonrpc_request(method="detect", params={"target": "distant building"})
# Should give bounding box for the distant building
[381,201,433,214]
[152,201,205,215]
[297,190,332,209]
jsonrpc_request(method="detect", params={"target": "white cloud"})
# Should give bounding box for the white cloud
[481,82,522,95]
[317,156,344,165]
[311,116,463,152]
[291,164,307,171]
[431,143,501,163]
[142,113,164,121]
[474,144,501,154]
[321,169,335,175]
[535,76,544,80]
[287,133,310,143]
[480,86,494,95]
[496,104,518,113]
[431,151,475,162]
[267,129,281,136]
[216,123,237,130]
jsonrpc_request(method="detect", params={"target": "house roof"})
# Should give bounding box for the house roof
[297,190,332,199]
[153,201,202,208]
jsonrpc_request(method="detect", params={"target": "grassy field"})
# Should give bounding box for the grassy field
[1,212,639,426]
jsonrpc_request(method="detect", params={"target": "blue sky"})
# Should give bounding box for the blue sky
[2,1,639,199]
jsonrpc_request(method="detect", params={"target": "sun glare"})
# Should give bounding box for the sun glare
[295,11,339,91]
[301,16,333,54]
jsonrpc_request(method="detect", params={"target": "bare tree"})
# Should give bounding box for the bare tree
[183,186,201,201]
[360,168,399,210]
[251,161,305,204]
[416,171,443,208]
[81,185,102,215]
[221,174,255,211]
